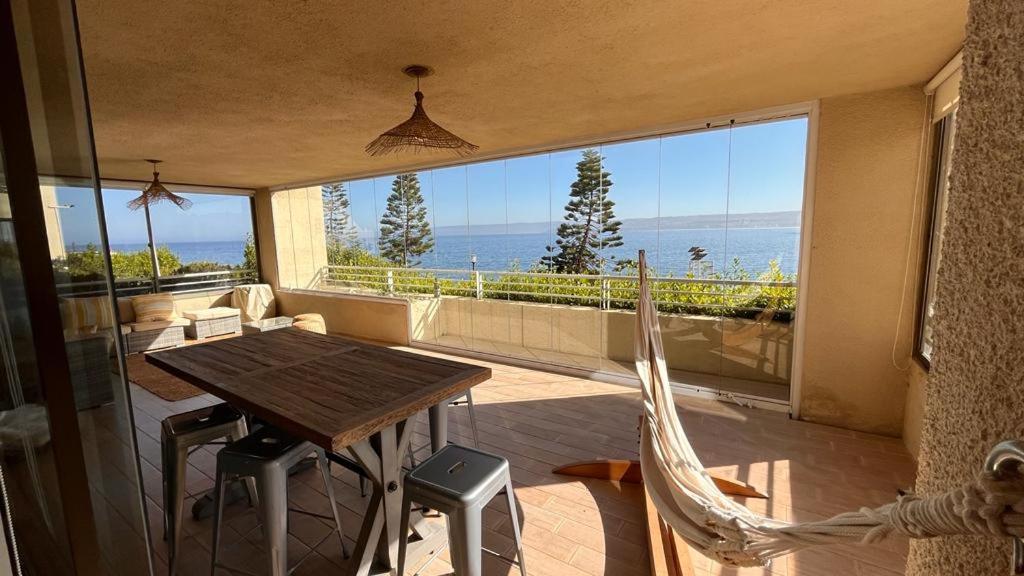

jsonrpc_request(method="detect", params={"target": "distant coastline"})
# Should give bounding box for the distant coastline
[430,210,801,236]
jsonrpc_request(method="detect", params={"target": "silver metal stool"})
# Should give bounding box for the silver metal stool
[210,425,349,576]
[161,403,254,576]
[398,444,526,576]
[408,389,480,469]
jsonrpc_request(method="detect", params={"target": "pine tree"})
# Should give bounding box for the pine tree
[378,173,434,267]
[541,149,623,274]
[322,182,358,247]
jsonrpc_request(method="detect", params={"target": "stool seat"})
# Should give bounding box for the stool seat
[399,444,526,576]
[219,426,307,461]
[406,445,508,506]
[162,403,243,438]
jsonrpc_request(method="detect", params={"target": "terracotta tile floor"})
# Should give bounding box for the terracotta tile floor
[130,347,915,576]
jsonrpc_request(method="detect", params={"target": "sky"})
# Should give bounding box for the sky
[347,116,808,239]
[57,186,254,246]
[56,116,807,246]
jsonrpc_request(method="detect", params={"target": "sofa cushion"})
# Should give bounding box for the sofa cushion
[131,318,190,332]
[182,307,240,321]
[60,296,115,336]
[231,284,275,322]
[132,293,177,323]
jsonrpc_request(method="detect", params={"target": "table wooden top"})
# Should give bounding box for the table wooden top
[145,328,491,451]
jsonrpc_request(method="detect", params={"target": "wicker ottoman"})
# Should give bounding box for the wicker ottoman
[183,307,242,340]
[127,319,189,353]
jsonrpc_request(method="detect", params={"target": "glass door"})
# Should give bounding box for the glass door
[0,0,152,573]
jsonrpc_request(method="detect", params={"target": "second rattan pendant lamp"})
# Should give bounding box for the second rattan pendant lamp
[127,160,192,211]
[365,65,478,157]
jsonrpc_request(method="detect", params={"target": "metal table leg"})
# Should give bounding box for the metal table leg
[428,401,449,453]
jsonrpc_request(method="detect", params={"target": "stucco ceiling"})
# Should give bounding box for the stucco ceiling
[76,0,967,190]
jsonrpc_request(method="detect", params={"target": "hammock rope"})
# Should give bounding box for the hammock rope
[633,250,1024,567]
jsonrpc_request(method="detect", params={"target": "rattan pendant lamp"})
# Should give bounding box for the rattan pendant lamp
[365,65,478,157]
[127,159,192,211]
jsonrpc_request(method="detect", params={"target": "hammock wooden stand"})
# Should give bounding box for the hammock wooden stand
[554,458,767,576]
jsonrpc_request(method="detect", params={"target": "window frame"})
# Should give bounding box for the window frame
[914,109,957,370]
[97,182,261,296]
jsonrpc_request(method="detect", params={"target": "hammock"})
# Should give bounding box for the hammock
[632,250,1024,567]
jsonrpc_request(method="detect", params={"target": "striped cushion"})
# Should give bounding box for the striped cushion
[60,296,115,335]
[131,293,177,323]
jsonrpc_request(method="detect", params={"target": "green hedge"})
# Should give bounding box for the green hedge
[326,248,796,320]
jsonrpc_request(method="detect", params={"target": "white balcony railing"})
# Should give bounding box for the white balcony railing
[322,265,795,318]
[56,268,258,298]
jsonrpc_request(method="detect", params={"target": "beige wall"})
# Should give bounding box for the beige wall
[798,85,928,436]
[40,185,67,260]
[276,290,409,345]
[260,186,328,290]
[908,1,1024,573]
[412,296,792,385]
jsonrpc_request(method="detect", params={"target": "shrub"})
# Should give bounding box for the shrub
[324,246,797,319]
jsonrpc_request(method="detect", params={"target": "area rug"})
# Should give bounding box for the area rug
[126,353,204,402]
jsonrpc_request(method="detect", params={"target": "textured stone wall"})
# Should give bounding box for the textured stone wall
[907,2,1024,574]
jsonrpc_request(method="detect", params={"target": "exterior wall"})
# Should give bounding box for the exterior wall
[276,290,409,345]
[798,86,928,436]
[908,2,1024,573]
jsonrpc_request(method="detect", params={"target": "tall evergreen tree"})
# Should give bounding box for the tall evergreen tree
[378,173,434,267]
[322,182,358,247]
[541,148,623,274]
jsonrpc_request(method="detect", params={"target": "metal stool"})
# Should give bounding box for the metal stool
[398,445,525,576]
[161,403,254,576]
[408,389,480,468]
[210,426,348,576]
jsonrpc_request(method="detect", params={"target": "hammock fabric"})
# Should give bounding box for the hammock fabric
[632,250,1024,567]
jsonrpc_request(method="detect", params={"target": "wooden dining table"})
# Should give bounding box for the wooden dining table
[146,327,491,575]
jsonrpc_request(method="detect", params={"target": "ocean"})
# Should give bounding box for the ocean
[369,227,801,276]
[107,227,800,277]
[109,241,248,266]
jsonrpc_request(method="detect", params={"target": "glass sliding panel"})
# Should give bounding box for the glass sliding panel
[543,147,603,371]
[467,160,508,356]
[147,192,256,292]
[600,138,660,377]
[5,0,152,573]
[718,118,806,399]
[97,187,156,296]
[0,147,77,574]
[385,116,810,400]
[428,166,472,349]
[493,154,554,365]
[659,128,731,391]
